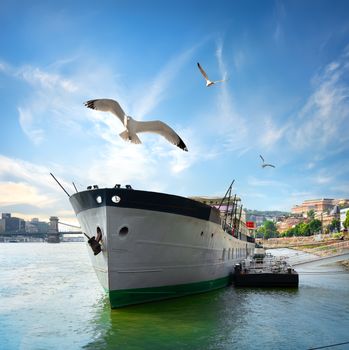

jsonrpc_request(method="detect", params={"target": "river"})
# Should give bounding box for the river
[0,243,348,350]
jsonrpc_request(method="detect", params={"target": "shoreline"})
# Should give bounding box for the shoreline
[261,235,349,269]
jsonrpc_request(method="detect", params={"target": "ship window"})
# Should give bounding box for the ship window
[119,226,129,236]
[96,195,102,204]
[201,231,204,236]
[222,249,226,260]
[111,195,121,203]
[211,233,214,238]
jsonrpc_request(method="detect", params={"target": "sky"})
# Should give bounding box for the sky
[1,0,349,226]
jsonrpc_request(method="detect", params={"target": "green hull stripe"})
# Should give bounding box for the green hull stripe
[109,275,232,308]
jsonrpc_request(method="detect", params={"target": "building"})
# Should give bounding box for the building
[0,213,52,235]
[27,218,50,233]
[276,216,304,234]
[291,198,349,217]
[291,199,335,216]
[0,219,5,233]
[0,213,25,233]
[291,199,348,229]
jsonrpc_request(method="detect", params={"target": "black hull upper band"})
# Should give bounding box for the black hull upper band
[69,188,221,225]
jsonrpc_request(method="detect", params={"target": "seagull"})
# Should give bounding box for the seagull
[197,62,227,87]
[259,155,275,168]
[84,98,188,151]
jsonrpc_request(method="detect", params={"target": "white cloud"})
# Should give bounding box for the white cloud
[213,39,248,152]
[330,184,349,196]
[0,182,52,207]
[247,176,288,188]
[18,107,45,145]
[313,174,333,185]
[259,116,288,149]
[306,162,316,170]
[233,50,246,72]
[289,47,349,151]
[273,0,286,43]
[17,65,78,92]
[0,154,73,196]
[0,59,85,144]
[134,46,197,119]
[0,155,79,222]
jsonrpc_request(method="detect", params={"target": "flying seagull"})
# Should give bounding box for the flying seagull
[259,155,275,168]
[84,98,188,151]
[197,62,227,87]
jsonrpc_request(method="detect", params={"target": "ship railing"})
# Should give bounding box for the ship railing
[240,256,293,274]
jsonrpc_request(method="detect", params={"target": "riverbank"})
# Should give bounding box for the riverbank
[260,234,349,269]
[261,233,348,249]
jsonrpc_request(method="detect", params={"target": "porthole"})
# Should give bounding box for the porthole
[211,233,214,238]
[96,195,102,204]
[201,231,204,236]
[111,195,121,203]
[119,226,129,237]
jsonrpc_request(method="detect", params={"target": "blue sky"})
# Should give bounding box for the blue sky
[1,0,349,225]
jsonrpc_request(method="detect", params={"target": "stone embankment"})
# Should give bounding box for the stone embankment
[260,234,349,269]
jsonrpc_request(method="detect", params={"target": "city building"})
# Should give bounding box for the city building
[292,199,335,216]
[291,199,348,231]
[0,218,5,233]
[0,213,50,234]
[291,198,349,217]
[26,218,50,233]
[276,216,304,234]
[0,213,25,233]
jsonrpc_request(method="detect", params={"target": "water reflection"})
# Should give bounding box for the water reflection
[84,289,226,349]
[83,286,302,350]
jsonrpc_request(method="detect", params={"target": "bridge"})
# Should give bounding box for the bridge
[0,218,83,243]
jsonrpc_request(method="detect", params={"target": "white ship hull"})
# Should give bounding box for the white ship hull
[70,187,255,307]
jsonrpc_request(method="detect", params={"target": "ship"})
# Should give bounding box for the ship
[69,183,256,308]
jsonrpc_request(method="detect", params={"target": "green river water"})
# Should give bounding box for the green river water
[1,243,348,350]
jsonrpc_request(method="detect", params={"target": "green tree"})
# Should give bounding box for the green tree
[307,209,315,221]
[308,219,322,235]
[328,219,340,232]
[282,227,296,237]
[261,220,279,239]
[297,222,310,236]
[343,211,349,229]
[256,226,266,239]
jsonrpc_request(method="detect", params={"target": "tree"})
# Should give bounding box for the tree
[328,219,340,233]
[343,210,349,230]
[256,226,266,239]
[297,222,310,236]
[282,227,296,237]
[308,219,322,235]
[260,220,279,239]
[307,209,315,221]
